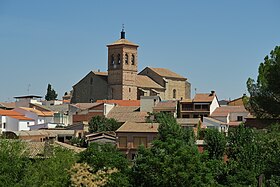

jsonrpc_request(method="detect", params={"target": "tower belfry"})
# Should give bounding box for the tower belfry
[107,28,139,100]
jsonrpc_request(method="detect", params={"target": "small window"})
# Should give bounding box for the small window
[111,54,114,65]
[173,89,176,99]
[3,122,6,129]
[117,54,121,64]
[237,116,243,121]
[125,54,128,64]
[129,88,131,92]
[90,77,93,85]
[131,54,135,65]
[133,137,147,148]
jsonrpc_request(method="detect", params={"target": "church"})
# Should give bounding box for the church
[71,29,191,103]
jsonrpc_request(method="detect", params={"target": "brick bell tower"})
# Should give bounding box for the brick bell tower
[107,27,139,100]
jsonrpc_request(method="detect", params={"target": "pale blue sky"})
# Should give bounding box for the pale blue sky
[0,0,279,102]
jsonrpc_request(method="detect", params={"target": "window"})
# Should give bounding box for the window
[131,54,135,65]
[90,77,93,85]
[3,122,6,129]
[133,137,147,148]
[237,116,243,121]
[129,88,131,92]
[117,54,121,64]
[125,53,128,64]
[173,89,176,99]
[111,54,114,65]
[119,137,127,148]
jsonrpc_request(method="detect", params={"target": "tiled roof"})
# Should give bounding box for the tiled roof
[154,100,177,109]
[9,115,34,121]
[203,117,227,124]
[228,121,242,127]
[72,103,102,110]
[19,107,54,117]
[193,93,216,102]
[107,39,138,47]
[211,106,248,117]
[149,67,186,79]
[93,71,108,76]
[96,100,140,106]
[116,121,159,133]
[176,118,201,125]
[0,102,16,109]
[0,109,23,116]
[107,106,148,123]
[136,75,163,89]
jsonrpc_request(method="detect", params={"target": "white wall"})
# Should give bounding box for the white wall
[230,112,249,122]
[210,96,220,115]
[104,103,115,116]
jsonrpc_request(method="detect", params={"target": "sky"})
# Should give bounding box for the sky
[0,0,280,102]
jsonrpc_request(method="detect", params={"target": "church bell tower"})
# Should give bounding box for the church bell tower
[107,28,139,100]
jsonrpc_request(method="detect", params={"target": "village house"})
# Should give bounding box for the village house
[0,109,35,133]
[116,121,159,160]
[14,107,54,125]
[179,91,220,119]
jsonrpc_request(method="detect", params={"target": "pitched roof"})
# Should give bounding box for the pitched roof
[211,106,248,117]
[0,109,23,116]
[107,106,148,123]
[0,102,16,109]
[9,115,34,121]
[176,118,201,125]
[93,71,108,76]
[116,121,159,133]
[154,100,177,109]
[107,39,138,47]
[96,100,140,106]
[72,103,102,110]
[149,67,186,80]
[19,107,54,117]
[136,75,163,89]
[193,93,216,102]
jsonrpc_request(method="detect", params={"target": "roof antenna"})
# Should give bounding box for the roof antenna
[121,24,125,39]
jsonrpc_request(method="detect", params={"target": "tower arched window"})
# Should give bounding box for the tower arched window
[117,54,121,64]
[173,89,176,99]
[131,54,135,65]
[125,53,128,64]
[111,54,114,65]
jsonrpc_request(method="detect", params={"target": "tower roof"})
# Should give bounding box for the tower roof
[107,28,138,47]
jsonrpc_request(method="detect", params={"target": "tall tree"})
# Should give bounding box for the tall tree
[45,83,58,101]
[246,46,280,118]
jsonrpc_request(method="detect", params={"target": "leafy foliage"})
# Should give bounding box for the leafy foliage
[204,128,226,160]
[45,83,58,101]
[246,46,280,118]
[88,116,121,133]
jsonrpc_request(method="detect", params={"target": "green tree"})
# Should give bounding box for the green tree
[132,114,215,187]
[78,143,131,187]
[19,147,77,187]
[45,83,58,101]
[0,140,30,187]
[246,46,280,118]
[204,128,226,160]
[88,116,121,133]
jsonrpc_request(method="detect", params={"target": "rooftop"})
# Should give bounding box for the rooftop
[96,100,140,107]
[116,121,159,133]
[211,106,248,117]
[107,106,148,123]
[136,75,163,89]
[149,67,186,80]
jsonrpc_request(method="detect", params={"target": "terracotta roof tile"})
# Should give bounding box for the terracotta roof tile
[107,106,148,123]
[193,93,216,102]
[0,109,23,116]
[107,39,138,47]
[0,102,16,109]
[93,71,108,76]
[136,75,163,89]
[149,67,186,79]
[116,121,159,133]
[9,115,34,121]
[154,100,177,108]
[19,107,54,117]
[72,103,102,110]
[211,106,248,117]
[96,100,140,106]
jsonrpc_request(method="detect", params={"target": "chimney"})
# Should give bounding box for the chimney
[210,90,215,95]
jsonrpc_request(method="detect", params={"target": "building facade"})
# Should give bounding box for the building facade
[71,30,191,103]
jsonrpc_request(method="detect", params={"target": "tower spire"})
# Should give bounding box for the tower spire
[121,24,125,39]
